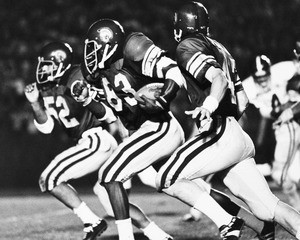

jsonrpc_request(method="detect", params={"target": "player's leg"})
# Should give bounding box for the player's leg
[182,175,214,222]
[155,117,273,239]
[100,119,183,240]
[93,180,132,218]
[160,178,244,240]
[39,128,117,239]
[209,187,275,240]
[224,158,300,238]
[93,180,172,240]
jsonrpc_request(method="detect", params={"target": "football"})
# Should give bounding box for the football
[136,83,164,100]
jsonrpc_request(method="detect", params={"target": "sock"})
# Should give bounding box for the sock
[73,202,100,224]
[142,221,171,240]
[115,218,135,240]
[193,193,233,228]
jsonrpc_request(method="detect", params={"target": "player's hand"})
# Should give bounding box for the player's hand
[71,80,90,102]
[185,107,212,133]
[185,107,211,121]
[273,108,294,127]
[138,95,164,113]
[24,83,40,103]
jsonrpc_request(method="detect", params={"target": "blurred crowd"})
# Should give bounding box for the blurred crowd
[1,0,300,188]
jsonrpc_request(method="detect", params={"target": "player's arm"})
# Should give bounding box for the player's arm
[70,79,116,122]
[176,40,225,120]
[125,32,185,111]
[194,66,228,120]
[233,72,249,119]
[155,57,185,110]
[274,101,300,125]
[24,83,54,134]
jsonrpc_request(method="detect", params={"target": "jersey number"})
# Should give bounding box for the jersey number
[43,96,79,128]
[102,74,138,112]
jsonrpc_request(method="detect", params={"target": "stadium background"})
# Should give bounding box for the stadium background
[1,0,300,189]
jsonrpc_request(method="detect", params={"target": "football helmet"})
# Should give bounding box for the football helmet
[84,19,125,79]
[36,42,73,85]
[253,55,271,87]
[294,41,300,61]
[173,1,209,42]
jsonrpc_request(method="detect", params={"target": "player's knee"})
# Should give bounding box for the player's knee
[160,179,189,197]
[39,174,49,192]
[101,180,122,191]
[155,171,167,192]
[93,182,102,195]
[39,173,56,192]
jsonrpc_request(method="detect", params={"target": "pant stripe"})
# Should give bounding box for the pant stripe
[111,121,171,180]
[159,117,226,188]
[45,134,100,190]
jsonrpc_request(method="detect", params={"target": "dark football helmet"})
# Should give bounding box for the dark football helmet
[253,55,271,87]
[173,1,209,42]
[294,41,300,61]
[36,42,73,85]
[84,19,125,79]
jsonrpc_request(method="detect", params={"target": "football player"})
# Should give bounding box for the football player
[155,1,300,240]
[72,19,251,240]
[24,42,176,240]
[24,42,112,240]
[271,70,300,211]
[243,44,300,211]
[242,55,289,176]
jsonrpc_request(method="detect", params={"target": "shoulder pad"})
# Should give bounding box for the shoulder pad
[124,32,154,62]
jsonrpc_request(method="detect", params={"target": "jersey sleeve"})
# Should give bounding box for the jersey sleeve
[176,37,221,84]
[124,32,185,88]
[33,110,55,134]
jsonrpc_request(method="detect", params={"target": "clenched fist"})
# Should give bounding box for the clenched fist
[24,83,40,103]
[71,80,89,102]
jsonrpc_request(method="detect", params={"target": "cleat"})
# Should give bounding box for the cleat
[256,221,276,240]
[83,219,108,240]
[219,216,244,240]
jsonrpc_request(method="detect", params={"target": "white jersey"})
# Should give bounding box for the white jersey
[242,61,298,118]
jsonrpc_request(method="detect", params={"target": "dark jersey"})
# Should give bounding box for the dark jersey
[176,33,239,118]
[97,32,179,130]
[40,65,102,140]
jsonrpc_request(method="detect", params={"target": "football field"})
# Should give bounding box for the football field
[0,182,297,240]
